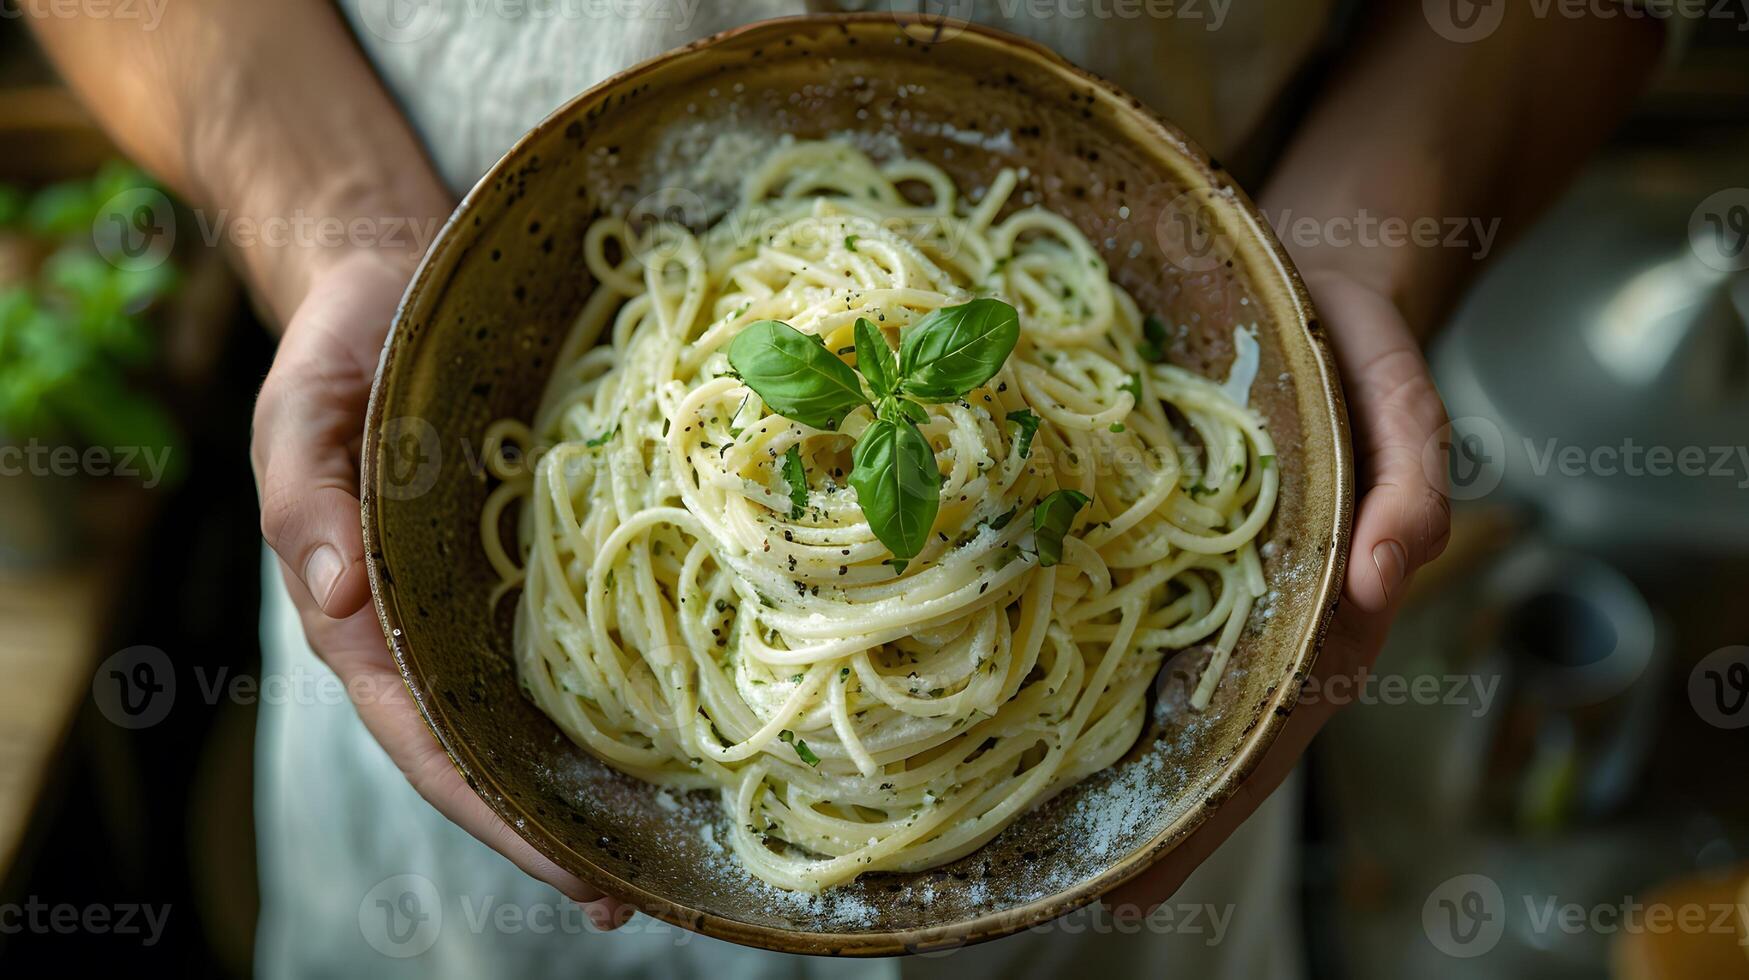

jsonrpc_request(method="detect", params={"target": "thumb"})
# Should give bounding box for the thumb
[1309,271,1452,614]
[251,255,403,619]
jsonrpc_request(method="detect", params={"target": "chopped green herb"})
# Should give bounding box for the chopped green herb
[1140,314,1169,362]
[1032,489,1091,567]
[1006,409,1040,459]
[777,729,820,766]
[782,445,809,520]
[1121,373,1143,403]
[983,504,1019,532]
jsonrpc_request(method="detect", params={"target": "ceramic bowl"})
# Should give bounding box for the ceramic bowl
[362,13,1351,956]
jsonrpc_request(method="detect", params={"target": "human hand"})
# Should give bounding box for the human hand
[1106,266,1452,911]
[251,249,631,928]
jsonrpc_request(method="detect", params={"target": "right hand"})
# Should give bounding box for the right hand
[251,248,631,929]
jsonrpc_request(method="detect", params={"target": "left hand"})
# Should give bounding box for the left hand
[252,250,632,929]
[1106,266,1452,911]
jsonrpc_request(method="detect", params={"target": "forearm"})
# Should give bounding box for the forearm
[26,0,450,325]
[1261,3,1661,334]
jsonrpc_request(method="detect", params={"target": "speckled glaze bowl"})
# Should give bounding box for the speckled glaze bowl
[362,13,1351,956]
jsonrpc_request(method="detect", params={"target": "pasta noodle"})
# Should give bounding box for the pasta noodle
[479,140,1276,891]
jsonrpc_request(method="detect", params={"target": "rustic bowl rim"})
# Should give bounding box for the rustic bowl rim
[361,11,1353,957]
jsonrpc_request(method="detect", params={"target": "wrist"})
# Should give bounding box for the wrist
[176,26,451,326]
[208,164,451,327]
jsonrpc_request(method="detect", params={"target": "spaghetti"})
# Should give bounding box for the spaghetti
[479,140,1276,891]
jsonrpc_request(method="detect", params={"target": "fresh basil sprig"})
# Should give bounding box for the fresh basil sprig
[1032,489,1091,567]
[727,319,869,430]
[724,298,1022,570]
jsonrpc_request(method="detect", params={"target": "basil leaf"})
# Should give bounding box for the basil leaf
[1006,409,1040,459]
[850,416,940,562]
[778,729,820,766]
[855,317,897,399]
[897,399,930,426]
[727,319,869,430]
[1032,489,1091,567]
[1140,314,1169,363]
[782,445,808,520]
[897,298,1020,402]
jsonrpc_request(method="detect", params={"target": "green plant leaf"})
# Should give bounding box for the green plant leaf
[782,444,808,520]
[727,319,869,430]
[897,298,1020,402]
[0,185,25,227]
[850,416,940,563]
[1032,489,1091,567]
[1006,409,1040,459]
[854,317,897,399]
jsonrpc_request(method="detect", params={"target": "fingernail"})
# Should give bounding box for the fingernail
[304,545,345,610]
[1372,540,1407,605]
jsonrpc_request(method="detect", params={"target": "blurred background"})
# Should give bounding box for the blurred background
[0,7,1746,980]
